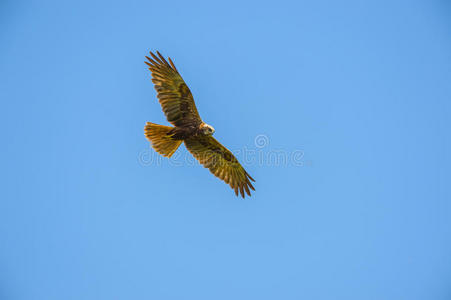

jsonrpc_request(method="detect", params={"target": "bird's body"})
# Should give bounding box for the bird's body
[165,122,214,140]
[144,51,255,198]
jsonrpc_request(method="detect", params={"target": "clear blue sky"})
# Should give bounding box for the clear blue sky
[1,0,451,299]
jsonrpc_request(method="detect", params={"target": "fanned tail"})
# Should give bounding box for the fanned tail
[144,122,182,157]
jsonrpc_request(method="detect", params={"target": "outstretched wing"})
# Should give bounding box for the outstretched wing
[145,51,202,127]
[184,136,255,198]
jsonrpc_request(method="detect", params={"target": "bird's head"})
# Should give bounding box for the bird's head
[200,123,215,136]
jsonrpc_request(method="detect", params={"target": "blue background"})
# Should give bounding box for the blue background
[1,0,451,299]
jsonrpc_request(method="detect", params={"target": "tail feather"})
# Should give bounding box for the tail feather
[144,122,182,157]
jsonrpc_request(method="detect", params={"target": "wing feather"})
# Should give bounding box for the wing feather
[145,51,202,127]
[184,136,255,198]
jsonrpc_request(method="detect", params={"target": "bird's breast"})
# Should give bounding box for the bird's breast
[170,126,198,140]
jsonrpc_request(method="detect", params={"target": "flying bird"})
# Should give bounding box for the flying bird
[144,51,255,198]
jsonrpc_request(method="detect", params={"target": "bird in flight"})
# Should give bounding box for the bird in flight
[144,51,255,198]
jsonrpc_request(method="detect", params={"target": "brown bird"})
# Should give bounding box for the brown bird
[144,51,255,198]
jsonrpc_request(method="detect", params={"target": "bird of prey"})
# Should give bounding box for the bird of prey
[144,51,255,198]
